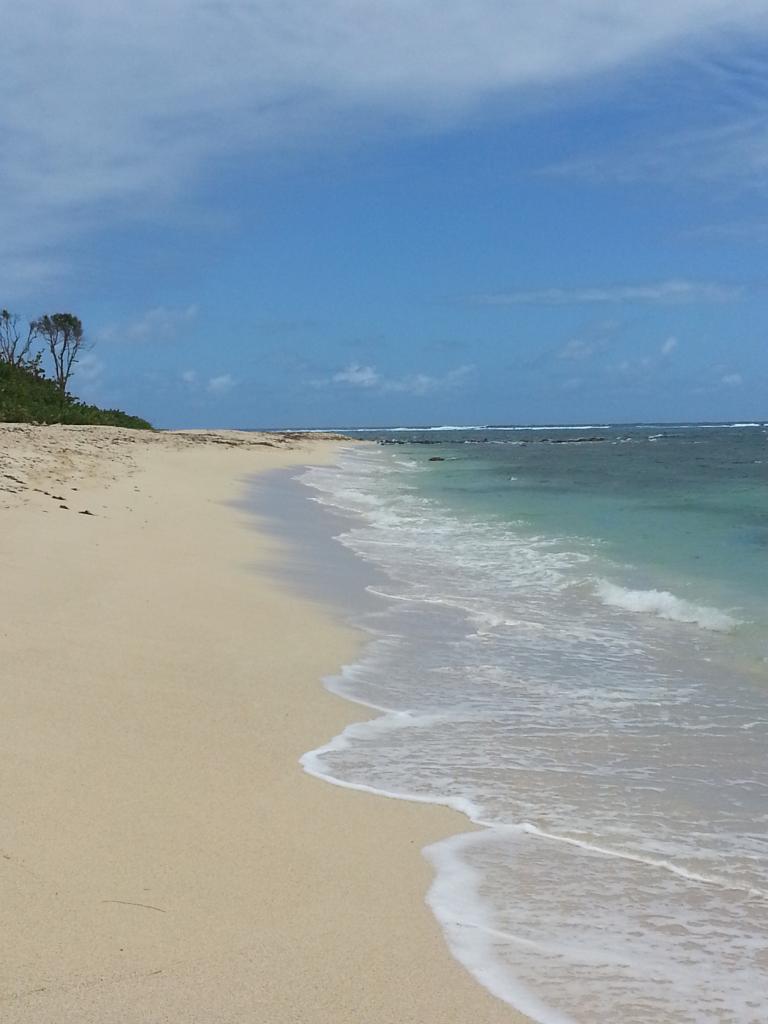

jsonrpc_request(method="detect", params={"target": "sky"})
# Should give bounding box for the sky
[3,1,768,428]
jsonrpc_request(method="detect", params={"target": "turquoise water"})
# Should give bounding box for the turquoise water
[299,423,768,1024]
[391,425,768,657]
[376,425,766,621]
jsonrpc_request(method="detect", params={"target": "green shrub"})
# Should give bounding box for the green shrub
[0,360,152,429]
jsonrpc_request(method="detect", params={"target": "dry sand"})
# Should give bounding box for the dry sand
[0,424,524,1023]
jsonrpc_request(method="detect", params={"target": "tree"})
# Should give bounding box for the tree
[31,313,85,395]
[0,309,39,368]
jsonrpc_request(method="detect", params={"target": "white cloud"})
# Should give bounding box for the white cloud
[721,372,743,386]
[549,114,768,188]
[207,373,236,395]
[332,364,380,387]
[558,339,597,360]
[3,2,768,291]
[181,369,198,385]
[98,305,198,344]
[474,280,744,306]
[325,362,473,396]
[383,365,474,395]
[74,351,105,384]
[661,336,678,355]
[68,350,107,403]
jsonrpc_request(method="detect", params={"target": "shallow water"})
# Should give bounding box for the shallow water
[260,425,768,1023]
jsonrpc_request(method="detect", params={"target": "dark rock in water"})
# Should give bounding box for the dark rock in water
[549,436,607,444]
[428,456,445,462]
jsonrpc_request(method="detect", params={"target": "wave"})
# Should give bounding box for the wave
[302,421,765,434]
[649,422,765,429]
[287,445,768,1023]
[344,424,613,432]
[595,579,740,632]
[424,825,768,1024]
[298,448,768,1008]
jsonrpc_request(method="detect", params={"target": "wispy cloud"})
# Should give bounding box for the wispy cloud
[384,366,474,396]
[75,351,105,383]
[322,363,473,396]
[97,305,198,344]
[4,1,768,292]
[473,279,745,306]
[332,364,381,388]
[207,373,236,396]
[558,339,601,360]
[677,220,768,242]
[721,372,743,386]
[611,335,685,381]
[547,112,768,189]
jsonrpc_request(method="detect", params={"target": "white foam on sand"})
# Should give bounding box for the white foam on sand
[293,444,768,1023]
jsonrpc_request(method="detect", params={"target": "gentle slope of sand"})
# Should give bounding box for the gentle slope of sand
[1,425,523,1023]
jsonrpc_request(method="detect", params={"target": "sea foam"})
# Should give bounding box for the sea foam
[291,443,768,1023]
[595,579,739,632]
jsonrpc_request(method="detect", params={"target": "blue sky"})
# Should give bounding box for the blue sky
[3,1,768,427]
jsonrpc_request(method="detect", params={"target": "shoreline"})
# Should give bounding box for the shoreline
[0,425,523,1023]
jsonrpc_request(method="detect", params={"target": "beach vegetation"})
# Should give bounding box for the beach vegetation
[0,359,152,428]
[0,309,41,369]
[31,313,85,394]
[0,308,152,428]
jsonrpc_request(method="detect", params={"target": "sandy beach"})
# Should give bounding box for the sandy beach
[0,424,523,1023]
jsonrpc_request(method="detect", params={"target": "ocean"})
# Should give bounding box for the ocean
[271,423,768,1023]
